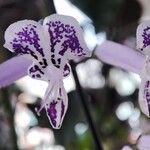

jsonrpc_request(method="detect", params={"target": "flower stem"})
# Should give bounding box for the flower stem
[71,61,103,150]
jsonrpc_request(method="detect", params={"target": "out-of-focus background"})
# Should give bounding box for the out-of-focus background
[0,0,149,150]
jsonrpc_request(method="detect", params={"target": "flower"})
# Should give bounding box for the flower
[95,21,150,119]
[95,21,150,118]
[4,14,91,129]
[136,21,150,118]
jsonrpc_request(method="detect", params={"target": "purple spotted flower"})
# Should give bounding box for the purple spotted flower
[95,21,150,119]
[4,14,91,129]
[138,67,150,117]
[136,21,150,118]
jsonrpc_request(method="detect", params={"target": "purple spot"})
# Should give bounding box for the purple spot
[141,26,150,50]
[32,75,35,78]
[39,59,48,68]
[63,64,70,77]
[29,65,44,74]
[36,74,41,78]
[145,80,150,88]
[28,65,44,79]
[12,44,38,60]
[10,25,48,72]
[47,101,57,127]
[46,21,86,67]
[11,24,44,59]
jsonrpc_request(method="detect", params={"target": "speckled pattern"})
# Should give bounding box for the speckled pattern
[144,80,150,115]
[141,26,150,51]
[46,20,86,68]
[4,14,90,129]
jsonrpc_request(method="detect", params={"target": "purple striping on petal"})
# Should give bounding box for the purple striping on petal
[144,80,150,115]
[145,80,150,88]
[11,24,49,77]
[11,24,44,58]
[29,65,44,74]
[141,26,150,50]
[39,58,48,68]
[29,65,44,78]
[63,64,70,77]
[46,21,85,67]
[12,44,38,60]
[47,101,57,127]
[61,101,65,119]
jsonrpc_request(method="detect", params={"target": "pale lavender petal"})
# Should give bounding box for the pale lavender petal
[138,58,150,117]
[136,21,150,56]
[43,14,91,68]
[95,40,145,74]
[0,56,31,88]
[45,84,68,129]
[138,72,150,117]
[27,62,48,81]
[4,20,50,81]
[137,135,150,150]
[4,20,48,60]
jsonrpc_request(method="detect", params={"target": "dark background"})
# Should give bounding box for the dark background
[0,0,148,150]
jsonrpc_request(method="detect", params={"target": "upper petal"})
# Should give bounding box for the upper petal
[4,20,50,64]
[43,14,91,68]
[137,21,150,56]
[4,20,53,81]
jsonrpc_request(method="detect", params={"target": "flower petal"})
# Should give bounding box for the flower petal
[137,21,150,56]
[139,73,150,117]
[4,20,48,60]
[95,40,145,74]
[27,63,47,81]
[63,63,71,78]
[45,85,68,129]
[43,14,91,68]
[0,56,31,88]
[137,135,150,150]
[4,20,51,81]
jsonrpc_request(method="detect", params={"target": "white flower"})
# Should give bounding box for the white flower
[4,14,91,129]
